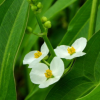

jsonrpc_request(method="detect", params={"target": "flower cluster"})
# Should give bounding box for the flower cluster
[23,37,87,88]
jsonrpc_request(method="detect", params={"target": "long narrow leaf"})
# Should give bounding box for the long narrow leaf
[0,0,29,99]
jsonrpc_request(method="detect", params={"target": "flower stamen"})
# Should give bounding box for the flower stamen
[34,51,42,58]
[44,69,53,78]
[67,46,76,55]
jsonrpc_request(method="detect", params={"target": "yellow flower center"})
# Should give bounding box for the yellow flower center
[67,46,76,55]
[34,51,42,58]
[44,69,53,78]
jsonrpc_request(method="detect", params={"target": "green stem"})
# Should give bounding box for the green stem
[43,35,56,57]
[42,59,50,66]
[47,55,53,63]
[63,59,74,76]
[35,14,45,33]
[35,14,56,58]
[32,32,45,37]
[88,0,99,40]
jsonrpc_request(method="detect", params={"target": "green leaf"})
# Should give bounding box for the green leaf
[59,0,100,45]
[77,83,100,100]
[59,0,92,45]
[44,0,77,19]
[0,0,13,25]
[0,0,5,5]
[45,30,100,100]
[0,0,29,99]
[25,84,55,100]
[76,53,100,100]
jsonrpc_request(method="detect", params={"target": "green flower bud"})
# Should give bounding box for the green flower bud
[37,2,42,9]
[31,4,37,11]
[41,16,48,23]
[26,26,33,33]
[44,21,51,28]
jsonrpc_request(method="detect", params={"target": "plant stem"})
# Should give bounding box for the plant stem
[47,55,53,63]
[35,14,56,58]
[63,59,74,76]
[43,35,56,57]
[35,14,45,33]
[88,0,99,40]
[42,59,50,66]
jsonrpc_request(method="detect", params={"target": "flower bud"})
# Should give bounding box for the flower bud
[31,4,37,11]
[41,16,48,23]
[37,2,42,9]
[26,26,33,33]
[44,21,51,28]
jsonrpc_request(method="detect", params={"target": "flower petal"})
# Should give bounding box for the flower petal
[28,60,40,68]
[72,37,87,52]
[54,45,70,58]
[50,57,64,78]
[30,63,48,84]
[28,53,47,68]
[23,50,47,66]
[39,77,59,88]
[65,52,86,59]
[39,57,64,88]
[41,42,49,54]
[23,51,37,64]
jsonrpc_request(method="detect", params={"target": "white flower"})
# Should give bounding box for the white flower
[54,37,87,59]
[23,42,49,67]
[29,57,64,88]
